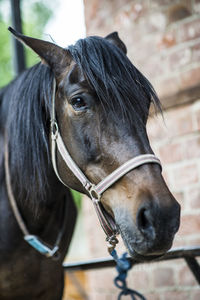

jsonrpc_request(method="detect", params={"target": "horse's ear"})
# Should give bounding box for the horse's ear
[8,27,71,76]
[105,32,127,54]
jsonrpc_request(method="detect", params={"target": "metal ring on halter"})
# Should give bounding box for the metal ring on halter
[51,120,59,140]
[88,184,101,203]
[107,235,119,254]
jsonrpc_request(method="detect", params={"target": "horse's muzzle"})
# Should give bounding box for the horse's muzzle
[114,198,180,259]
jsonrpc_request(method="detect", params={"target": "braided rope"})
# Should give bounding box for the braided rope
[111,250,147,300]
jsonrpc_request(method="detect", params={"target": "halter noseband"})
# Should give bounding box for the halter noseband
[50,79,162,252]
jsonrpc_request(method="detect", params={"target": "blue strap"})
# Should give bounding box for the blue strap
[24,235,59,258]
[111,250,147,300]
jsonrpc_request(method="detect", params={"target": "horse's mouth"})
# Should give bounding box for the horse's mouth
[104,211,165,261]
[118,222,173,262]
[125,244,166,262]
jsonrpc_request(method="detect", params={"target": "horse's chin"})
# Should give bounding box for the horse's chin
[118,223,173,262]
[125,244,166,262]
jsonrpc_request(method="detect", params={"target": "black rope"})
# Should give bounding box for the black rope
[111,250,147,300]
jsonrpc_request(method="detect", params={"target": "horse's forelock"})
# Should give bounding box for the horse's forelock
[68,36,161,127]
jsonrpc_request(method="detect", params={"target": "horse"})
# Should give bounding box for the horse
[0,28,180,300]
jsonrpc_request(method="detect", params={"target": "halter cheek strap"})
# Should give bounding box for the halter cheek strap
[50,79,162,252]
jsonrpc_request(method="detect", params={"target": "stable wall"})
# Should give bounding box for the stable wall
[80,0,200,299]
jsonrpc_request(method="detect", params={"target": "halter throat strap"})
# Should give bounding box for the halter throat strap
[50,79,162,250]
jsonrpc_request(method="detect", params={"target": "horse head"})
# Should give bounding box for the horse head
[9,28,180,260]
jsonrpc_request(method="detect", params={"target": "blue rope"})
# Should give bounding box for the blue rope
[111,250,147,300]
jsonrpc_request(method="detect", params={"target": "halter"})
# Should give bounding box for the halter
[50,79,162,253]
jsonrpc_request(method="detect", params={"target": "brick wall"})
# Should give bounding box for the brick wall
[78,1,200,299]
[84,0,200,105]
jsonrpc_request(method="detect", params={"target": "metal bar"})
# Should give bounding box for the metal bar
[64,256,116,271]
[63,246,200,272]
[10,0,26,75]
[184,257,200,285]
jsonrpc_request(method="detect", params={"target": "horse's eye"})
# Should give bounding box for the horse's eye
[71,97,87,111]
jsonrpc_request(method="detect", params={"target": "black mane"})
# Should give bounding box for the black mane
[0,63,53,203]
[68,36,161,125]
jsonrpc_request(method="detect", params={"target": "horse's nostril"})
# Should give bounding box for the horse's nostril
[137,206,155,238]
[138,208,148,229]
[137,208,150,230]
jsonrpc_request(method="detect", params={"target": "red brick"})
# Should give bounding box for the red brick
[128,2,147,22]
[154,75,181,99]
[178,264,197,286]
[179,214,200,236]
[192,43,200,63]
[129,270,150,290]
[157,31,176,49]
[92,293,108,300]
[88,269,118,294]
[187,236,200,246]
[84,0,99,20]
[186,187,200,209]
[104,292,119,300]
[153,267,175,287]
[192,289,200,300]
[168,48,192,71]
[177,18,200,43]
[144,293,161,300]
[183,135,200,159]
[162,290,190,300]
[147,117,167,142]
[147,11,167,32]
[180,66,200,91]
[166,107,194,136]
[113,2,148,32]
[143,55,167,78]
[171,163,199,188]
[158,142,184,164]
[129,33,164,63]
[97,0,131,17]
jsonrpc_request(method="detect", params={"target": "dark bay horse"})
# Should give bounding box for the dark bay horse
[0,28,180,299]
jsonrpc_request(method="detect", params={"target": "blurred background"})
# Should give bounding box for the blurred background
[1,0,200,299]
